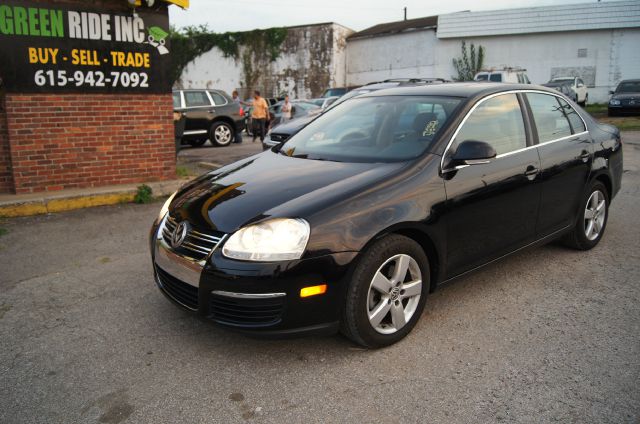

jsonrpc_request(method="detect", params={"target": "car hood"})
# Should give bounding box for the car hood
[611,92,640,100]
[169,151,405,233]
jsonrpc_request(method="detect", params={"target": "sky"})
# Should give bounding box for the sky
[169,0,603,33]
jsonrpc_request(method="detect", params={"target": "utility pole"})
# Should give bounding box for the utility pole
[404,7,407,20]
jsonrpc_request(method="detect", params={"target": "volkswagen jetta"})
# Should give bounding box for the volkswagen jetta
[150,83,622,348]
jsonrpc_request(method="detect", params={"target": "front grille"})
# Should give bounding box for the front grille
[156,266,199,310]
[208,294,285,328]
[269,133,289,143]
[162,215,225,260]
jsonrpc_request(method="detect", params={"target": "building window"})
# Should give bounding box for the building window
[577,48,587,58]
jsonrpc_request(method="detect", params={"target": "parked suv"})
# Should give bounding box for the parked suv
[543,77,588,106]
[173,89,244,147]
[474,68,531,84]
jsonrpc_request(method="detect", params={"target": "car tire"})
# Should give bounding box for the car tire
[188,139,206,147]
[210,122,234,147]
[563,180,609,250]
[342,234,429,348]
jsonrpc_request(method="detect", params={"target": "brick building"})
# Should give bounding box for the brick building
[0,0,178,194]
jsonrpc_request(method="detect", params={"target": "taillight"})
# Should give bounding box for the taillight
[239,107,244,117]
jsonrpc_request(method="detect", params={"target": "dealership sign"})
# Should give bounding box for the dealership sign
[0,2,172,93]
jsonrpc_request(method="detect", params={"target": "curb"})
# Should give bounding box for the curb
[0,179,186,218]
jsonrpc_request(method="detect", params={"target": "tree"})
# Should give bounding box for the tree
[452,41,485,81]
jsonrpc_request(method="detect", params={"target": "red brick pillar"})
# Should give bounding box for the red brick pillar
[0,0,176,194]
[3,93,175,194]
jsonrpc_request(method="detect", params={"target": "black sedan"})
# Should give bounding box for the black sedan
[608,79,640,116]
[151,83,623,348]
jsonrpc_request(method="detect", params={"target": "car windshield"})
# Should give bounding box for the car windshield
[475,74,489,81]
[552,78,573,83]
[277,95,461,163]
[616,82,640,93]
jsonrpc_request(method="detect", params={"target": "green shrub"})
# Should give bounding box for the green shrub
[134,184,153,204]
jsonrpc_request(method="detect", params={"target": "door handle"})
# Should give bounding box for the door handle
[524,165,539,180]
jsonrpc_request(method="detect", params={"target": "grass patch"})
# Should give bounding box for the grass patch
[583,103,640,131]
[585,103,607,114]
[133,184,153,204]
[596,117,640,131]
[176,165,190,177]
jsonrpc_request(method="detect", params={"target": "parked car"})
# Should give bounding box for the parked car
[608,79,640,116]
[543,76,588,105]
[173,89,244,147]
[321,96,339,110]
[474,68,531,84]
[268,100,320,129]
[150,82,622,347]
[320,86,359,98]
[262,78,450,150]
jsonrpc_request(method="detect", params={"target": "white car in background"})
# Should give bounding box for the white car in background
[544,77,589,106]
[474,67,531,84]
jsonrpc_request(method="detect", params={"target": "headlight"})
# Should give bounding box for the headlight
[222,218,310,261]
[158,191,176,222]
[609,99,621,106]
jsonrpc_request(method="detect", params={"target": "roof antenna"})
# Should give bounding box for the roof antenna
[404,7,407,20]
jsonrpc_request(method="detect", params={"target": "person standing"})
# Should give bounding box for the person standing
[251,90,269,143]
[281,95,292,123]
[231,90,244,143]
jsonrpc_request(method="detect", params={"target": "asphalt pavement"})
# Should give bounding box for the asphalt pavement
[1,133,639,424]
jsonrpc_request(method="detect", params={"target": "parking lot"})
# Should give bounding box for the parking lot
[1,132,639,424]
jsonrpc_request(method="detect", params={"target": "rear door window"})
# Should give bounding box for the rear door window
[452,93,526,155]
[172,92,182,109]
[208,91,228,106]
[184,91,211,107]
[526,93,572,142]
[489,74,503,82]
[556,97,586,133]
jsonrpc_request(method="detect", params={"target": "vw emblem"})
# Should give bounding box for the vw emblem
[171,221,189,249]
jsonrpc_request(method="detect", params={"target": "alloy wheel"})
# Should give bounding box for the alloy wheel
[584,190,606,241]
[214,125,232,145]
[366,254,422,334]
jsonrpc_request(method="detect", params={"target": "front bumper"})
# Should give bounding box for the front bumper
[608,104,640,115]
[150,217,357,336]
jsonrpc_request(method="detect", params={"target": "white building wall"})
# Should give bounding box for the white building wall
[346,28,640,103]
[179,47,240,93]
[433,28,640,103]
[177,23,353,99]
[346,30,438,86]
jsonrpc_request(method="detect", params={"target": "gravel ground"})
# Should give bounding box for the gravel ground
[0,133,638,424]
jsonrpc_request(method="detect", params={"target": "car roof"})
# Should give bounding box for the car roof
[619,79,640,83]
[357,82,558,99]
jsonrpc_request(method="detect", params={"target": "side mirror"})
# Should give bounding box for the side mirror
[448,140,497,168]
[609,90,615,95]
